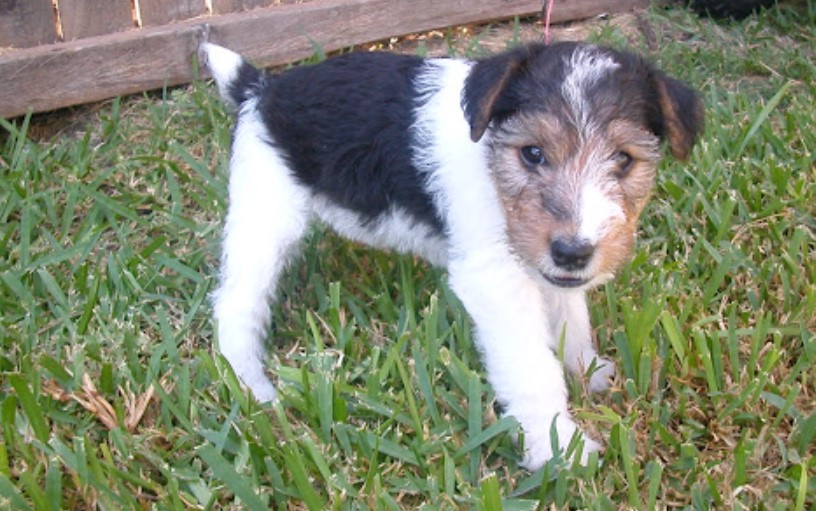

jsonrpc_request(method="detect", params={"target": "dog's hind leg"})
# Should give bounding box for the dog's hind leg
[212,108,310,402]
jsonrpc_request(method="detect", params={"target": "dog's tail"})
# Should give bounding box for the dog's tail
[200,43,264,108]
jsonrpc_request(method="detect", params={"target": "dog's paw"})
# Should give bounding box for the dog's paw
[220,343,279,403]
[519,413,601,471]
[248,378,278,403]
[233,366,278,403]
[587,357,616,393]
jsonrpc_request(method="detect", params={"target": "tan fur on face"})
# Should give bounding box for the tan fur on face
[487,112,660,284]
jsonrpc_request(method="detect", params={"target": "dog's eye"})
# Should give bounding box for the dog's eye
[612,151,633,178]
[520,146,546,168]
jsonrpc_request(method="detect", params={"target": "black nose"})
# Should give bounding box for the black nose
[551,238,594,271]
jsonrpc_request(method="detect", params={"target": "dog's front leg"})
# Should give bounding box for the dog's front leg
[544,290,616,393]
[447,255,600,470]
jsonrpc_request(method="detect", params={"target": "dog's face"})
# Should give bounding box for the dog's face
[463,42,703,289]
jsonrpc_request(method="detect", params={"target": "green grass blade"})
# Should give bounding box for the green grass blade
[736,81,793,156]
[793,461,808,511]
[282,446,327,511]
[456,416,517,457]
[197,444,268,511]
[479,473,504,511]
[0,473,32,511]
[8,375,49,443]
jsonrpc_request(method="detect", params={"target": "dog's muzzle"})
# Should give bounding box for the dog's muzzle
[541,274,589,288]
[541,238,594,288]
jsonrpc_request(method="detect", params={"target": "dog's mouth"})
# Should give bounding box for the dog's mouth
[541,273,589,288]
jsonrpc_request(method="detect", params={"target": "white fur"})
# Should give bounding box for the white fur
[578,178,624,244]
[562,48,620,133]
[212,101,311,402]
[311,197,448,266]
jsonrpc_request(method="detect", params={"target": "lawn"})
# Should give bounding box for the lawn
[1,2,814,510]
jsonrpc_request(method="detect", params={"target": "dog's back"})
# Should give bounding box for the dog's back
[203,44,445,235]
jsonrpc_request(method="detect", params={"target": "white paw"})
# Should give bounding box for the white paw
[246,376,278,403]
[229,360,279,402]
[587,357,616,393]
[519,414,601,471]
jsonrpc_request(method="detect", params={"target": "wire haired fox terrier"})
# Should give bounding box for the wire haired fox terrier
[202,40,703,470]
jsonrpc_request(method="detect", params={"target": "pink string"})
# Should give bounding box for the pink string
[544,0,555,44]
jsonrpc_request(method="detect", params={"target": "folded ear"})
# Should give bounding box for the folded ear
[651,72,705,160]
[462,45,543,142]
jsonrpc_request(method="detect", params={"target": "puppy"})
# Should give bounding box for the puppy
[202,40,703,470]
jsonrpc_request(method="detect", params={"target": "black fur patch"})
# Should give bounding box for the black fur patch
[228,61,266,107]
[248,52,445,233]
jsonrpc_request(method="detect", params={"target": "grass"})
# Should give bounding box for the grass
[1,2,814,509]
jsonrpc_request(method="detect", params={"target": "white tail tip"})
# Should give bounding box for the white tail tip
[201,43,245,104]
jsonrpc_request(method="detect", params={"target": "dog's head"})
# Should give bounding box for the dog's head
[462,42,704,289]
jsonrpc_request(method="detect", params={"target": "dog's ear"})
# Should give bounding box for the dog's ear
[463,45,541,142]
[650,72,705,160]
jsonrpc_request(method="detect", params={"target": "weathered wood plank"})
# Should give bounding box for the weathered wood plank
[0,0,56,48]
[207,0,550,66]
[550,0,649,23]
[59,0,134,40]
[139,0,207,26]
[0,0,648,118]
[201,0,648,70]
[211,0,274,14]
[211,0,320,15]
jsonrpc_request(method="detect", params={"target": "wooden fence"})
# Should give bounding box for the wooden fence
[0,0,649,118]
